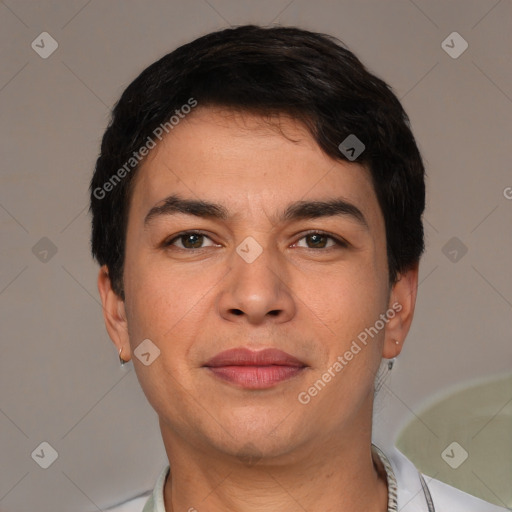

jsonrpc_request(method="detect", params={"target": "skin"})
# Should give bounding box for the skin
[98,107,418,512]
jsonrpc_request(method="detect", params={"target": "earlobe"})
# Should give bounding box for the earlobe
[97,265,131,362]
[382,264,419,360]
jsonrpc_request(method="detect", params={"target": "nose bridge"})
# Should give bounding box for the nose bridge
[217,235,295,323]
[233,235,282,299]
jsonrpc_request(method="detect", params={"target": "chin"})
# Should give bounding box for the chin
[210,421,307,462]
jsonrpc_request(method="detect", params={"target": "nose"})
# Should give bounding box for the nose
[216,240,296,325]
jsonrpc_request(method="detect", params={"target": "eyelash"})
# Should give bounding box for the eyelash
[162,230,349,250]
[298,230,349,249]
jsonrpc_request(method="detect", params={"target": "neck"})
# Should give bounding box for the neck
[161,433,389,512]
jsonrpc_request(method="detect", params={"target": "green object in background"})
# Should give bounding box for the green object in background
[396,374,512,508]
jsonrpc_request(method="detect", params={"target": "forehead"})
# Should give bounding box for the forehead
[129,107,383,231]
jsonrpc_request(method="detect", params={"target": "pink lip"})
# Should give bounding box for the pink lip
[203,348,307,389]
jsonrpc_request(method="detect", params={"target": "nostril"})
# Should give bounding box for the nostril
[228,309,281,317]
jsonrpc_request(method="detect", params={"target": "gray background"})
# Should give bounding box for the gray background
[0,1,511,510]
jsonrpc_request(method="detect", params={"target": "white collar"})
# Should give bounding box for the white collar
[372,444,399,511]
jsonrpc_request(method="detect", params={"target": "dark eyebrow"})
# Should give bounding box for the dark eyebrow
[144,194,368,230]
[144,195,229,226]
[280,199,368,229]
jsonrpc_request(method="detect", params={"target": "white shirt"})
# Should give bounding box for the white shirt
[107,445,509,511]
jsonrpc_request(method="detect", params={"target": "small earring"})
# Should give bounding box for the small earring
[119,347,127,366]
[388,340,400,370]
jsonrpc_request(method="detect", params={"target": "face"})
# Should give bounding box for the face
[99,107,417,461]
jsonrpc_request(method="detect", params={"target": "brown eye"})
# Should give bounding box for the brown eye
[295,232,344,249]
[165,232,216,249]
[305,234,329,248]
[180,234,204,248]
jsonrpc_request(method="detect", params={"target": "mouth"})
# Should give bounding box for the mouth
[203,348,308,389]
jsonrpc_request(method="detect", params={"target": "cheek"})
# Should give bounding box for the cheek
[299,259,386,331]
[125,268,183,343]
[123,264,199,409]
[123,251,221,356]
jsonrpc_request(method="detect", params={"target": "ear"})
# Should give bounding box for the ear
[382,263,419,359]
[97,265,131,362]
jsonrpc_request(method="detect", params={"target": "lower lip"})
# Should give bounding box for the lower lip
[206,365,305,389]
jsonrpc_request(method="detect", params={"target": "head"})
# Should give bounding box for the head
[91,25,425,461]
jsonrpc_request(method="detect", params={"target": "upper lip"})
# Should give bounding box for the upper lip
[204,348,307,367]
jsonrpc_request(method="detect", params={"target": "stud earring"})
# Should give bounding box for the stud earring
[119,347,127,366]
[388,340,400,370]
